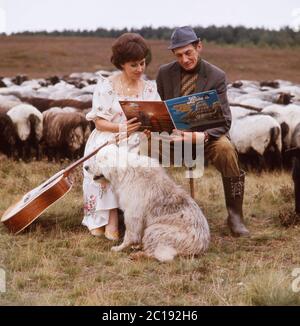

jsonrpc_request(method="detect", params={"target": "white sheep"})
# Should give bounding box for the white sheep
[263,104,300,150]
[7,104,43,160]
[7,104,43,141]
[230,107,282,170]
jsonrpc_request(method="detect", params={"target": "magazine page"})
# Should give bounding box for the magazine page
[119,100,174,133]
[164,90,226,131]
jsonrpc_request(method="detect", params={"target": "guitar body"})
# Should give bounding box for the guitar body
[1,138,113,234]
[1,173,73,234]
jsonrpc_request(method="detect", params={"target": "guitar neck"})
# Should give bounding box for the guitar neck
[63,140,110,176]
[63,132,126,177]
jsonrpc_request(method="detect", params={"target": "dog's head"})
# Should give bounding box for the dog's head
[84,144,123,184]
[85,143,160,184]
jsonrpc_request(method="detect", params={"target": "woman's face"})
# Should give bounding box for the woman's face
[121,58,146,80]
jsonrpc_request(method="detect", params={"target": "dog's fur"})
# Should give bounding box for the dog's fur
[86,144,210,262]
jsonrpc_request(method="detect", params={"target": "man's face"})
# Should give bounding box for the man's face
[173,42,202,71]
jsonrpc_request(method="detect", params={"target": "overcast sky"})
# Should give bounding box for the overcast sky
[0,0,300,34]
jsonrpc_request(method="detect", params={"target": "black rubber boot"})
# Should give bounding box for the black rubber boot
[222,171,250,237]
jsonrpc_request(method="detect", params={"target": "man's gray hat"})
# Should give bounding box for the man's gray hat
[168,26,200,50]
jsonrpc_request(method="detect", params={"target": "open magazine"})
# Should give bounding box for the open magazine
[119,90,225,133]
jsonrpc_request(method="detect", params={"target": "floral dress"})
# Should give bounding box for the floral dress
[82,74,161,231]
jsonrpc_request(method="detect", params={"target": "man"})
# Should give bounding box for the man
[156,26,250,237]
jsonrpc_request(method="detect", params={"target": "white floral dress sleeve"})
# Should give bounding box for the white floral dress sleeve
[144,80,162,101]
[86,76,115,122]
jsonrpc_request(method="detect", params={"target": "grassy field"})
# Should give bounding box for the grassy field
[1,37,300,305]
[1,157,300,306]
[0,36,300,83]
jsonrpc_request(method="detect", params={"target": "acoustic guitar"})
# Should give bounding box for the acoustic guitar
[1,137,117,234]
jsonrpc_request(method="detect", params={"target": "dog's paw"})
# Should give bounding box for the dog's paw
[131,244,142,250]
[111,245,123,252]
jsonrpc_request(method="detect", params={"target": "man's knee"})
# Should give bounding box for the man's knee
[214,136,236,153]
[211,136,238,163]
[208,136,240,176]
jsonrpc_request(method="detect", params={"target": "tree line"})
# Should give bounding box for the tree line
[4,25,300,47]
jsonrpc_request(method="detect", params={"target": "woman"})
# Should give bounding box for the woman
[82,33,161,240]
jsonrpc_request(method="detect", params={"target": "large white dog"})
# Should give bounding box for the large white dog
[86,144,210,262]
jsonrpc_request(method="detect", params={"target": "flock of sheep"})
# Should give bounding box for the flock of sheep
[0,72,108,161]
[1,72,300,171]
[228,80,300,170]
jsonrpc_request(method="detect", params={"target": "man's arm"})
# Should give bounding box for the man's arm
[205,74,231,139]
[156,68,165,101]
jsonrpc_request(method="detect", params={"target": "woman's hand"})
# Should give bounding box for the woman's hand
[143,129,151,139]
[119,117,142,136]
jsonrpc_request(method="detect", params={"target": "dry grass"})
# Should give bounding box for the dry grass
[0,36,300,82]
[1,156,300,306]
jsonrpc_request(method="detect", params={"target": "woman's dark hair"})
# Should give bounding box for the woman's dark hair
[111,33,152,70]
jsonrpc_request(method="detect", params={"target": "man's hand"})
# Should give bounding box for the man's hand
[141,129,206,144]
[167,129,205,144]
